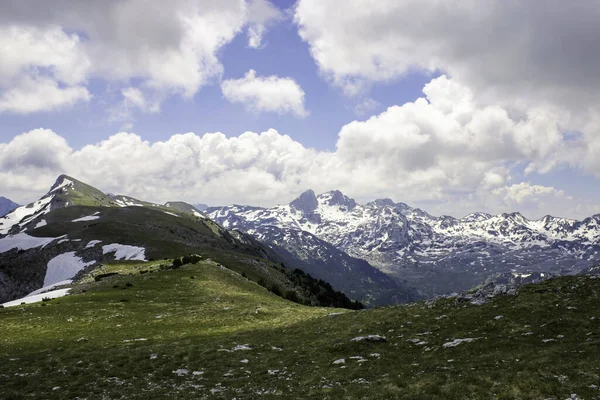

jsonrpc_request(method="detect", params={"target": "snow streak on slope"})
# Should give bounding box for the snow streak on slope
[72,212,101,222]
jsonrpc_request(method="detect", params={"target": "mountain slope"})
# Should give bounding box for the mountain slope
[208,203,418,306]
[208,189,600,296]
[1,259,598,399]
[0,176,360,309]
[0,197,19,217]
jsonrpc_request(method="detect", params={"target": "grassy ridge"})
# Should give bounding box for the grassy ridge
[1,262,599,399]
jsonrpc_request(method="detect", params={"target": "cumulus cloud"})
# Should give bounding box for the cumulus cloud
[2,74,597,220]
[0,0,282,114]
[294,0,600,108]
[221,70,308,117]
[0,75,90,113]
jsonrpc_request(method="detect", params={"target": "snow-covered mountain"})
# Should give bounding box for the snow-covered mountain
[207,189,600,296]
[0,197,19,218]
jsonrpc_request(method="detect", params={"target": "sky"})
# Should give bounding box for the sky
[1,0,600,220]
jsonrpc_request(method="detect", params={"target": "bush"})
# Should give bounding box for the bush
[172,258,183,268]
[269,285,282,296]
[182,254,202,264]
[284,290,300,303]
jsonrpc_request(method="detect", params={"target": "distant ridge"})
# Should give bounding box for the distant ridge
[0,197,19,217]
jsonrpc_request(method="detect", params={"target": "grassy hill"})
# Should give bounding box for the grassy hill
[1,260,599,399]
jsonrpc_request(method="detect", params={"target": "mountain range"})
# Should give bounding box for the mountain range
[207,189,600,296]
[3,176,600,306]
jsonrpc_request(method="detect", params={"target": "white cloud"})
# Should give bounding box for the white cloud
[294,0,600,108]
[0,75,90,113]
[246,0,283,49]
[221,70,308,117]
[294,0,600,179]
[0,24,91,112]
[0,0,283,114]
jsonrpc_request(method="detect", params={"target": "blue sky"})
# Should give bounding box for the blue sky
[1,0,600,219]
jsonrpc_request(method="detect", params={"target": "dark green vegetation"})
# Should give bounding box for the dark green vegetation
[1,260,599,399]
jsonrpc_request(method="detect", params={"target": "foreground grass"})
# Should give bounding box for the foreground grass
[1,262,599,399]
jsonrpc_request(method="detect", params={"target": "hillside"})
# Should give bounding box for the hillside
[0,176,360,309]
[208,189,600,296]
[1,259,599,399]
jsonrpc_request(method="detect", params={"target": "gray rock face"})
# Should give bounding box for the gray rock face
[290,190,318,214]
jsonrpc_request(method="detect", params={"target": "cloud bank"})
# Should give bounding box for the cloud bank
[2,76,598,219]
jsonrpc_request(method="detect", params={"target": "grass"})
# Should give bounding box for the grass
[1,261,599,399]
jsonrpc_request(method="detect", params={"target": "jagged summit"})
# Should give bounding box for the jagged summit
[317,190,357,211]
[290,189,318,214]
[369,198,396,207]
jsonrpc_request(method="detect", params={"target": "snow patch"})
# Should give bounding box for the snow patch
[102,243,146,261]
[44,252,96,286]
[0,233,62,253]
[35,220,47,229]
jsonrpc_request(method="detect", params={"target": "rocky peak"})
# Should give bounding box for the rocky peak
[370,198,396,207]
[318,190,357,211]
[290,189,319,214]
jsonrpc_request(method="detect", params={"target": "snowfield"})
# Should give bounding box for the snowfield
[44,252,96,286]
[0,233,63,253]
[102,243,146,261]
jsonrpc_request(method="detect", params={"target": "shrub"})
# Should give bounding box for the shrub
[269,285,282,297]
[284,290,300,303]
[172,258,183,268]
[182,254,202,264]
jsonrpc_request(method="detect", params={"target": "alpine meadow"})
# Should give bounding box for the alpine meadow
[2,1,600,399]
